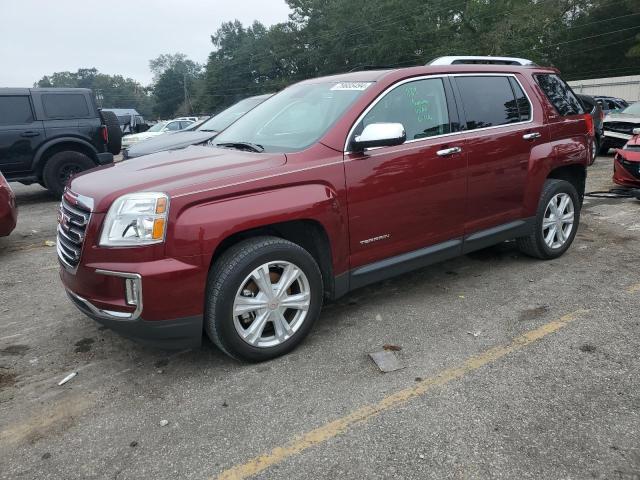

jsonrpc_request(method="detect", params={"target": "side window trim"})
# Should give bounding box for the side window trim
[344,74,454,152]
[450,73,534,131]
[344,73,534,153]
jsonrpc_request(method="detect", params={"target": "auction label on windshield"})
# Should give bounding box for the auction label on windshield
[331,82,373,91]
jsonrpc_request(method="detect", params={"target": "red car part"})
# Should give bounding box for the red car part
[613,133,640,188]
[0,172,17,237]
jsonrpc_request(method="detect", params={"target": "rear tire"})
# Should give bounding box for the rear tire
[517,179,580,260]
[42,151,95,198]
[100,110,122,155]
[589,137,598,166]
[205,236,323,362]
[598,140,610,156]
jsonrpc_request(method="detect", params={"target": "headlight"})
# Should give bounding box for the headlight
[99,192,169,246]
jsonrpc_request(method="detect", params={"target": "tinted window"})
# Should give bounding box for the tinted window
[357,78,450,141]
[457,76,521,130]
[42,94,89,119]
[509,78,532,121]
[535,74,584,116]
[0,96,34,125]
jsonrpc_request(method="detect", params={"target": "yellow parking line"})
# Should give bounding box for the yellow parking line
[214,309,588,480]
[626,283,640,294]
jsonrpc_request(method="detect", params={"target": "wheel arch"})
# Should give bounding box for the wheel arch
[209,219,339,300]
[33,138,99,178]
[547,163,586,202]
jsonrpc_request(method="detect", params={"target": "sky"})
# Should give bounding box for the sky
[0,0,292,87]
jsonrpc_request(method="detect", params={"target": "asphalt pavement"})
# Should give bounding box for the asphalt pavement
[1,156,639,479]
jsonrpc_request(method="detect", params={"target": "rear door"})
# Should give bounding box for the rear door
[452,74,546,234]
[0,94,44,175]
[534,73,587,164]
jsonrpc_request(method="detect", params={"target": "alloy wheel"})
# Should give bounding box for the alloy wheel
[232,261,311,348]
[542,193,575,249]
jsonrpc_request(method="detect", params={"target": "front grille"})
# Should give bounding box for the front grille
[606,122,636,135]
[57,196,91,269]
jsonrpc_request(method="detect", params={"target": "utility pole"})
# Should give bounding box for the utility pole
[183,73,189,114]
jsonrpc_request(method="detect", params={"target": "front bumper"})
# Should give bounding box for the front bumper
[613,155,640,187]
[60,257,208,350]
[604,130,632,149]
[96,152,114,165]
[67,288,202,349]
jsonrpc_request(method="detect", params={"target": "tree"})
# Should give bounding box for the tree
[200,0,640,113]
[35,68,153,117]
[149,53,203,117]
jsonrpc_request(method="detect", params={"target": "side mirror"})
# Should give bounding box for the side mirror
[633,128,640,136]
[351,123,406,152]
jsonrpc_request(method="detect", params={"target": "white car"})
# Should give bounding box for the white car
[121,119,194,148]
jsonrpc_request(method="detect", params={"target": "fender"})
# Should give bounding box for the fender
[522,136,587,217]
[169,182,349,274]
[32,136,99,171]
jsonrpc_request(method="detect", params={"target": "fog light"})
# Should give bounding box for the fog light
[125,278,140,306]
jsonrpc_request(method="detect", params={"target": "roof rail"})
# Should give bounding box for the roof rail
[428,56,537,66]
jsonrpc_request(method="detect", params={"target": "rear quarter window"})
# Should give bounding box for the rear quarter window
[535,74,584,116]
[42,93,90,119]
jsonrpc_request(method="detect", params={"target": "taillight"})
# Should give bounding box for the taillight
[101,125,109,143]
[584,113,595,137]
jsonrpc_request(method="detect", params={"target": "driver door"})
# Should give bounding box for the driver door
[344,76,467,275]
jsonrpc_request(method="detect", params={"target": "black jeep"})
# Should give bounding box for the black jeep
[0,88,121,196]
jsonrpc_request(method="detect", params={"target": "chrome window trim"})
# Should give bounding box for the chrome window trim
[344,73,535,154]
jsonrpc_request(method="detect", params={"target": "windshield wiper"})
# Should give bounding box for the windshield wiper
[216,141,264,153]
[199,129,218,133]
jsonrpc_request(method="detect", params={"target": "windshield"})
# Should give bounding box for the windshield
[147,121,167,132]
[198,96,268,133]
[621,103,640,115]
[214,82,373,152]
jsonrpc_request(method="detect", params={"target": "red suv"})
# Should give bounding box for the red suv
[58,62,591,361]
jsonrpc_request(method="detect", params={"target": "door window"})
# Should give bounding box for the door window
[456,76,523,130]
[354,78,451,142]
[0,96,34,125]
[165,121,181,131]
[42,94,90,119]
[535,74,584,116]
[509,78,532,121]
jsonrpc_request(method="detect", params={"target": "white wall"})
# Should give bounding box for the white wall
[568,75,640,102]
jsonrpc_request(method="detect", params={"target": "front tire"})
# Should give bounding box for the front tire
[205,236,323,362]
[517,179,580,259]
[42,151,96,197]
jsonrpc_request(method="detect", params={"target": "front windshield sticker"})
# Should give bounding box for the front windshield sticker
[331,82,373,91]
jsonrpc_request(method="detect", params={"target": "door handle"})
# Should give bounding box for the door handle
[436,146,462,157]
[21,131,40,137]
[522,132,541,140]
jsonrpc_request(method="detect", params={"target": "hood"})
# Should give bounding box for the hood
[124,132,160,142]
[69,146,287,212]
[126,131,216,158]
[604,112,640,124]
